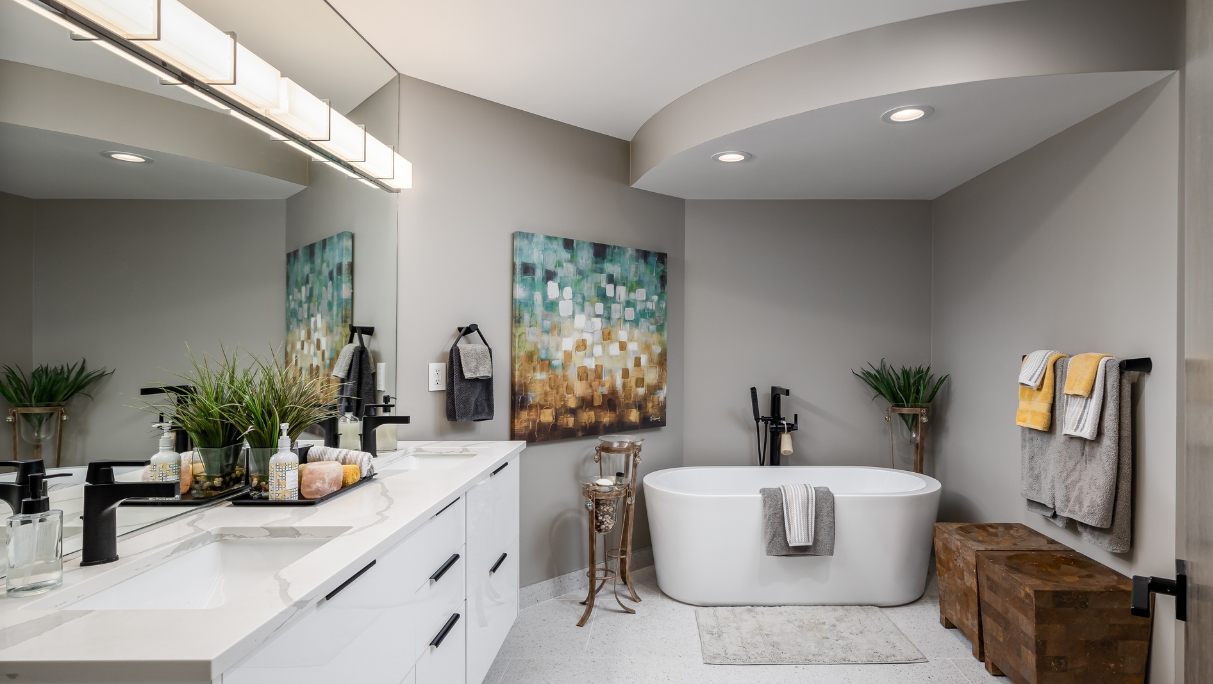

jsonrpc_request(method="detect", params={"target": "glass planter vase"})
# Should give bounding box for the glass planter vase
[189,444,245,498]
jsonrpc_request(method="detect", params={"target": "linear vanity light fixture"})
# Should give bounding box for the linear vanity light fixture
[20,0,411,192]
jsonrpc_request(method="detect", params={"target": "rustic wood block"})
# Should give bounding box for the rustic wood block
[934,523,1069,660]
[977,551,1152,684]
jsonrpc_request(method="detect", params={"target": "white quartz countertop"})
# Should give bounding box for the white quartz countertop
[0,440,525,682]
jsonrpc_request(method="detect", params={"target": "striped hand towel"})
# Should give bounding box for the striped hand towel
[1017,352,1068,431]
[779,484,816,546]
[1019,349,1064,389]
[1063,357,1113,440]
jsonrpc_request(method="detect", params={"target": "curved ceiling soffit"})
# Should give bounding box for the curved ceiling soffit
[629,0,1179,186]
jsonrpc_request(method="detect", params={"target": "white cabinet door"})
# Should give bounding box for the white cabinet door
[466,456,520,684]
[416,601,466,684]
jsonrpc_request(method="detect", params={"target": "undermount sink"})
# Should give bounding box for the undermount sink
[68,537,329,610]
[382,446,484,471]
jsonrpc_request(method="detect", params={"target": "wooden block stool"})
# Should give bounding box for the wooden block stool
[977,551,1152,684]
[934,523,1069,661]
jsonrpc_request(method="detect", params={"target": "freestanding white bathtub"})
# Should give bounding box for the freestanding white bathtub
[643,466,941,606]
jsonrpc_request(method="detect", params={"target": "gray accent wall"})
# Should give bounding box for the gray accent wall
[930,76,1179,683]
[394,75,685,587]
[684,200,933,468]
[0,192,35,460]
[30,200,286,465]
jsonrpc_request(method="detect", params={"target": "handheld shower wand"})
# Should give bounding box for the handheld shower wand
[749,386,799,466]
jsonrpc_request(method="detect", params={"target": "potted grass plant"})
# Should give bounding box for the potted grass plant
[232,350,337,496]
[144,348,246,497]
[852,359,949,444]
[0,361,112,459]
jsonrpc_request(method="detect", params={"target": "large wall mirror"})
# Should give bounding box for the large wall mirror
[0,0,399,552]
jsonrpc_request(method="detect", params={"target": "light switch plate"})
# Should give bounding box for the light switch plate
[428,363,446,391]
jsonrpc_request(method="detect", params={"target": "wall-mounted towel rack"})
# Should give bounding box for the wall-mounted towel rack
[348,325,374,344]
[1020,355,1151,373]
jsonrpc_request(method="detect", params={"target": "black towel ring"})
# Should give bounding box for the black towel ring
[455,324,488,346]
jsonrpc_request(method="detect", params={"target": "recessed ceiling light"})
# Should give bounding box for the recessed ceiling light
[882,106,934,124]
[103,151,152,163]
[712,151,753,163]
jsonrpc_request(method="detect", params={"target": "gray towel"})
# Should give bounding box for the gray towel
[457,344,493,379]
[761,487,834,556]
[1020,357,1134,553]
[338,346,376,417]
[447,338,494,422]
[332,343,358,380]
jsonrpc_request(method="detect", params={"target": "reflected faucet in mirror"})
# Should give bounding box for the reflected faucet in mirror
[81,461,176,566]
[361,395,410,457]
[0,460,69,515]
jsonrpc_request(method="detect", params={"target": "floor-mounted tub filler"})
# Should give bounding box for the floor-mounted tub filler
[643,466,941,606]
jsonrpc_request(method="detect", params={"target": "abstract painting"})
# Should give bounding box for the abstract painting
[286,231,353,382]
[511,232,667,442]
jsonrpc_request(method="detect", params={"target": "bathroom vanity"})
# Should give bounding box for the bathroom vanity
[0,441,523,684]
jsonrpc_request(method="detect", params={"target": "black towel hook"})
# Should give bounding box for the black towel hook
[348,325,375,345]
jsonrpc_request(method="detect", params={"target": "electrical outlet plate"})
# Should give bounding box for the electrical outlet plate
[428,363,446,391]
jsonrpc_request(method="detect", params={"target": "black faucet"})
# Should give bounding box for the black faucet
[0,460,68,515]
[361,395,410,457]
[81,460,177,566]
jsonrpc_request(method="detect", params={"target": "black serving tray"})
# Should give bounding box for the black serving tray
[122,484,249,506]
[229,473,376,506]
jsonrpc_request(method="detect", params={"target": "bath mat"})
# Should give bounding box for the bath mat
[694,605,927,665]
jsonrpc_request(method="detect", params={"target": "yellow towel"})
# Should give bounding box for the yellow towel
[1063,353,1111,397]
[1017,352,1068,430]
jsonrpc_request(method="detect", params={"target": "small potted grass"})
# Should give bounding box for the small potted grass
[0,361,112,460]
[232,350,337,497]
[852,359,948,444]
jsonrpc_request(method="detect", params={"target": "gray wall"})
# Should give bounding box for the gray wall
[0,192,34,460]
[31,200,286,465]
[930,76,1179,683]
[684,200,933,468]
[395,75,685,586]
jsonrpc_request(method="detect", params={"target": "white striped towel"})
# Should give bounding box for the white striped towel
[305,445,373,478]
[1019,349,1064,389]
[779,484,816,546]
[1063,357,1113,440]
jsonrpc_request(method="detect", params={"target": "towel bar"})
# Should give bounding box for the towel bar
[1020,355,1151,374]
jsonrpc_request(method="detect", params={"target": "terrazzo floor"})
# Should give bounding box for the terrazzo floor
[484,565,1001,683]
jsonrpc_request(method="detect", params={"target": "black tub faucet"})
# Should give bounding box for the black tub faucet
[0,460,68,515]
[81,460,177,566]
[361,395,411,457]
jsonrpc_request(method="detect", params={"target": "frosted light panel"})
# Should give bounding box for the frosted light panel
[316,111,365,161]
[267,79,329,140]
[215,44,279,109]
[384,153,412,189]
[62,0,156,39]
[354,135,394,178]
[142,0,233,83]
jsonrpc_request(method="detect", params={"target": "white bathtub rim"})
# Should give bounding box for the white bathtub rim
[642,465,941,498]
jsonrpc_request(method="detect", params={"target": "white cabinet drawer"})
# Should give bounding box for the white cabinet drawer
[381,496,465,593]
[416,600,466,684]
[408,543,465,662]
[466,455,520,684]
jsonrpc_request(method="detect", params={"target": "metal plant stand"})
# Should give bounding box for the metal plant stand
[576,435,643,626]
[7,407,66,467]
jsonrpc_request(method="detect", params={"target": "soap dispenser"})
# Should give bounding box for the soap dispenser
[6,472,63,597]
[268,423,299,501]
[148,423,182,500]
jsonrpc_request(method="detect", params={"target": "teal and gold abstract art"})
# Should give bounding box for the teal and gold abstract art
[511,232,667,442]
[286,231,353,382]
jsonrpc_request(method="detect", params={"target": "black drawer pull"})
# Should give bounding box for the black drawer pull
[326,560,376,601]
[430,613,460,648]
[433,497,459,518]
[490,552,508,574]
[430,553,460,582]
[491,461,509,476]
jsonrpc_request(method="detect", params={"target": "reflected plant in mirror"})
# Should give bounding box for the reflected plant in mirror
[231,350,338,496]
[142,347,246,498]
[0,361,112,461]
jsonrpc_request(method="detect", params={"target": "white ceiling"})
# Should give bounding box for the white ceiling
[634,72,1171,200]
[0,0,394,115]
[327,0,1017,140]
[0,123,305,200]
[640,72,1169,200]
